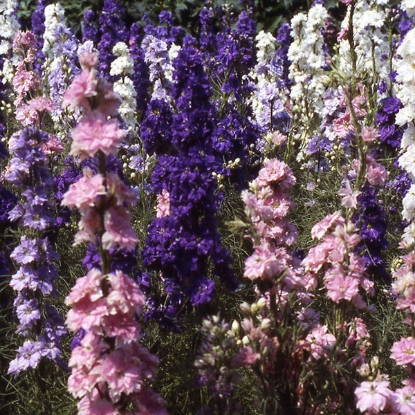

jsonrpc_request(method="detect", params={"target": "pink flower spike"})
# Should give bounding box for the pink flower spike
[70,110,125,160]
[337,180,361,209]
[62,70,97,111]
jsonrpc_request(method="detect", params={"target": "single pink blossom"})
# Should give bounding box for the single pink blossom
[156,189,170,217]
[311,211,344,240]
[62,69,97,111]
[392,385,415,415]
[234,346,260,367]
[77,388,118,415]
[366,155,388,186]
[390,337,415,366]
[70,110,125,160]
[306,325,336,360]
[13,70,38,98]
[61,170,106,211]
[106,172,137,206]
[41,135,65,154]
[338,180,361,209]
[355,378,393,413]
[361,126,379,143]
[16,104,39,126]
[91,349,142,401]
[102,206,138,251]
[107,270,146,315]
[325,272,359,303]
[79,51,99,71]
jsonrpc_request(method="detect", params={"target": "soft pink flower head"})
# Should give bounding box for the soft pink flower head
[156,189,170,218]
[61,170,106,211]
[13,31,37,61]
[79,51,99,71]
[311,211,344,240]
[257,159,296,191]
[106,172,137,207]
[306,325,336,360]
[338,180,361,209]
[77,388,118,415]
[361,126,379,143]
[65,268,104,307]
[107,270,146,315]
[390,337,415,366]
[366,155,388,186]
[326,272,359,303]
[62,70,97,111]
[70,110,125,160]
[102,206,138,251]
[355,378,394,414]
[41,135,65,155]
[91,348,142,402]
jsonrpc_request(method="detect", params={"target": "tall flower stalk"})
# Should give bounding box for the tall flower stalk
[62,49,167,415]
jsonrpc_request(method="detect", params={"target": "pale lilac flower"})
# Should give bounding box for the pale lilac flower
[338,180,361,209]
[390,337,415,366]
[355,378,394,413]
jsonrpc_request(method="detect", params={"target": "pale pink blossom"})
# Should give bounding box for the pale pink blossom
[102,206,138,251]
[65,269,103,306]
[77,389,118,415]
[306,325,336,360]
[61,170,106,211]
[13,70,38,99]
[79,51,99,71]
[257,159,296,190]
[366,155,388,186]
[325,272,359,303]
[156,189,170,218]
[62,69,97,111]
[234,346,260,367]
[106,172,136,206]
[68,366,101,399]
[70,110,125,160]
[69,332,106,370]
[361,126,379,143]
[16,104,38,126]
[74,209,102,244]
[91,349,142,401]
[107,270,146,315]
[311,211,344,240]
[41,136,65,154]
[337,180,361,209]
[390,337,415,366]
[392,385,415,415]
[355,378,394,414]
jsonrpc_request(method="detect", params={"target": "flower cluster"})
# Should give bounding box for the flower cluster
[62,49,167,414]
[141,38,236,326]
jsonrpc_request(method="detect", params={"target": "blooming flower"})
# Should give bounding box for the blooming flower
[355,378,393,413]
